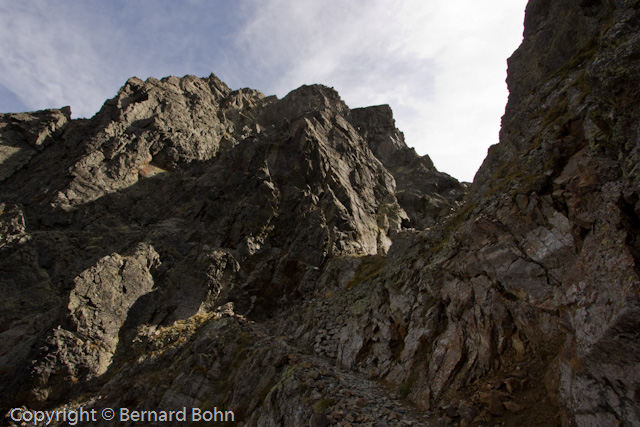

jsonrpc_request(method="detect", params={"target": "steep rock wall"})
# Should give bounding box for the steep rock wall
[312,0,640,424]
[0,72,461,423]
[1,1,640,425]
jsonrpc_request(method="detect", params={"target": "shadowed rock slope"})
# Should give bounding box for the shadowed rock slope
[0,73,461,425]
[2,0,640,425]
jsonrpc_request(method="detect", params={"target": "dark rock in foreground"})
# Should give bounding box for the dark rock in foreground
[2,0,640,425]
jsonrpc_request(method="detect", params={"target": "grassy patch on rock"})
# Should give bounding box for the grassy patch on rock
[345,255,386,289]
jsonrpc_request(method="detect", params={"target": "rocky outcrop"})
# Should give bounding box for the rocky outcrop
[2,1,640,425]
[0,68,461,424]
[300,0,640,425]
[349,105,465,229]
[0,107,70,182]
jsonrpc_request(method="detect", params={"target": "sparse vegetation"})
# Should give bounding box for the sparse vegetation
[399,374,417,399]
[312,397,335,414]
[345,255,386,289]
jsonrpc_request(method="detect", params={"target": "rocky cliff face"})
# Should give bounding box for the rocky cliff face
[1,0,639,426]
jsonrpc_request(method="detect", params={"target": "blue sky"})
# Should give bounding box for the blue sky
[0,0,527,182]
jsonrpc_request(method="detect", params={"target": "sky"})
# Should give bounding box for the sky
[0,0,527,182]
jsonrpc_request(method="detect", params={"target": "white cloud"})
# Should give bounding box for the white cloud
[0,2,113,116]
[231,0,527,181]
[0,0,526,181]
[0,1,242,118]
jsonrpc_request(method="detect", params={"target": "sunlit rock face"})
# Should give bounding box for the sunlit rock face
[0,70,461,424]
[1,1,639,425]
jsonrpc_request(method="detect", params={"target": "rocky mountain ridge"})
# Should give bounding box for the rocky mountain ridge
[2,0,640,425]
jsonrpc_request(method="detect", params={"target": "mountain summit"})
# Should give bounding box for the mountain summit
[2,0,640,425]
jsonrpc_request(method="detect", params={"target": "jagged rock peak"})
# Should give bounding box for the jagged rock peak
[122,73,233,99]
[281,83,348,114]
[7,0,640,420]
[349,104,414,165]
[0,70,467,420]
